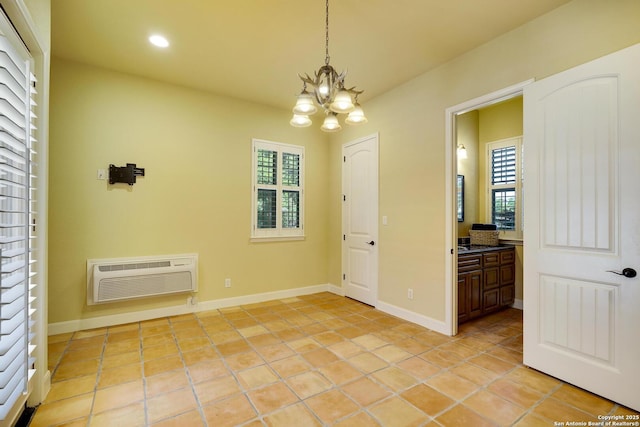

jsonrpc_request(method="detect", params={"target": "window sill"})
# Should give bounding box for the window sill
[250,236,305,243]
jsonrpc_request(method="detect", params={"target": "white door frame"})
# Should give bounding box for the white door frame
[444,80,533,336]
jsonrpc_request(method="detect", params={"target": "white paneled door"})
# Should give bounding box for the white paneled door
[342,134,379,306]
[524,44,640,411]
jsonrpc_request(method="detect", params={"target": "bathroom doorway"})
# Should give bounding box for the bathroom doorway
[444,81,530,336]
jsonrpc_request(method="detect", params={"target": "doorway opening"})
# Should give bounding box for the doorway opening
[444,80,532,336]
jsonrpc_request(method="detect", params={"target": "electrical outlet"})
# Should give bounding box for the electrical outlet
[407,288,414,300]
[224,278,231,288]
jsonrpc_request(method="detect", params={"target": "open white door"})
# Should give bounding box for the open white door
[524,44,640,410]
[342,134,379,306]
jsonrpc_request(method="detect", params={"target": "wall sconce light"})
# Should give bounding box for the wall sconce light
[457,144,468,159]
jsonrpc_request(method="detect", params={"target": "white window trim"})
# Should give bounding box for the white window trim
[251,139,304,242]
[486,136,523,240]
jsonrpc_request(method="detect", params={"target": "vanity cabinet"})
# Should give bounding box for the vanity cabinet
[458,246,515,324]
[457,254,482,324]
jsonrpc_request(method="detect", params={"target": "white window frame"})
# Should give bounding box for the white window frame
[486,136,523,240]
[251,139,304,241]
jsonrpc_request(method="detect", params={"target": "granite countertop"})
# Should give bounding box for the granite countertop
[457,244,514,254]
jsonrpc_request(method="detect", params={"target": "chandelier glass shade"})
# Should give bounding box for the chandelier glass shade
[290,0,366,132]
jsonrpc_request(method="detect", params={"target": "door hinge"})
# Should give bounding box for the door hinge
[343,195,346,201]
[343,273,346,280]
[343,234,346,241]
[343,156,346,162]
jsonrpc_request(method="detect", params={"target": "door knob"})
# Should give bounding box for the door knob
[607,268,637,278]
[367,241,375,246]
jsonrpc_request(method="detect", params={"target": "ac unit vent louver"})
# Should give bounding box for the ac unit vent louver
[97,261,172,272]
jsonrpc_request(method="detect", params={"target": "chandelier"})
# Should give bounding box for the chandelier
[290,0,367,132]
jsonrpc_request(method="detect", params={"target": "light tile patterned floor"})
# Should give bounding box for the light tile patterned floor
[34,292,638,426]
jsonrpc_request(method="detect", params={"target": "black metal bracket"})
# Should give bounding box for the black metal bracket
[109,163,145,185]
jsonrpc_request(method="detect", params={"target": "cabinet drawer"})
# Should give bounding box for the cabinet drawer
[500,249,515,264]
[483,252,500,267]
[458,254,482,272]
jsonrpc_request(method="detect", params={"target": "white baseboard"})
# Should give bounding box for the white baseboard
[376,300,449,336]
[48,284,331,335]
[512,298,523,310]
[327,283,344,296]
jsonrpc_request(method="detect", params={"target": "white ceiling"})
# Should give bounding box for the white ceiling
[51,0,572,110]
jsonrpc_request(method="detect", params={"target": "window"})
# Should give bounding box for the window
[251,139,304,240]
[0,12,40,421]
[487,137,522,239]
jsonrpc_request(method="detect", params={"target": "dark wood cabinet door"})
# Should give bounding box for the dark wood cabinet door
[457,274,468,323]
[500,284,515,306]
[469,270,482,319]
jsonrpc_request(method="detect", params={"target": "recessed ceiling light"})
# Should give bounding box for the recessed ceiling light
[149,35,169,48]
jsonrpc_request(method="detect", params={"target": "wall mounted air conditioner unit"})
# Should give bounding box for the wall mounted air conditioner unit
[87,254,198,305]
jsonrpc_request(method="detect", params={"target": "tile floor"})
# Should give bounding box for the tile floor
[34,292,638,427]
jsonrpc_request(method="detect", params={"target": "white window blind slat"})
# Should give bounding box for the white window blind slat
[0,341,21,370]
[0,273,25,289]
[0,317,23,339]
[0,99,26,127]
[0,87,25,115]
[0,68,25,101]
[0,148,25,165]
[1,285,22,304]
[0,324,22,355]
[0,362,24,395]
[0,297,24,322]
[0,131,26,153]
[0,116,25,141]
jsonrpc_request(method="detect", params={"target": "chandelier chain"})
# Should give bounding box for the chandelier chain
[325,0,330,65]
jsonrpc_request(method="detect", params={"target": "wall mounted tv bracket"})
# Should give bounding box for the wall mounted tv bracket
[109,163,145,185]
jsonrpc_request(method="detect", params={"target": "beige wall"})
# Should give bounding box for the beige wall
[49,59,329,324]
[327,0,640,323]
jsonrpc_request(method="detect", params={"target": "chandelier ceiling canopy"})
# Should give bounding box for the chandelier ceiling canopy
[290,0,367,132]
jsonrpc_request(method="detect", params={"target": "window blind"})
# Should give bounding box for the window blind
[0,19,37,420]
[491,145,516,185]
